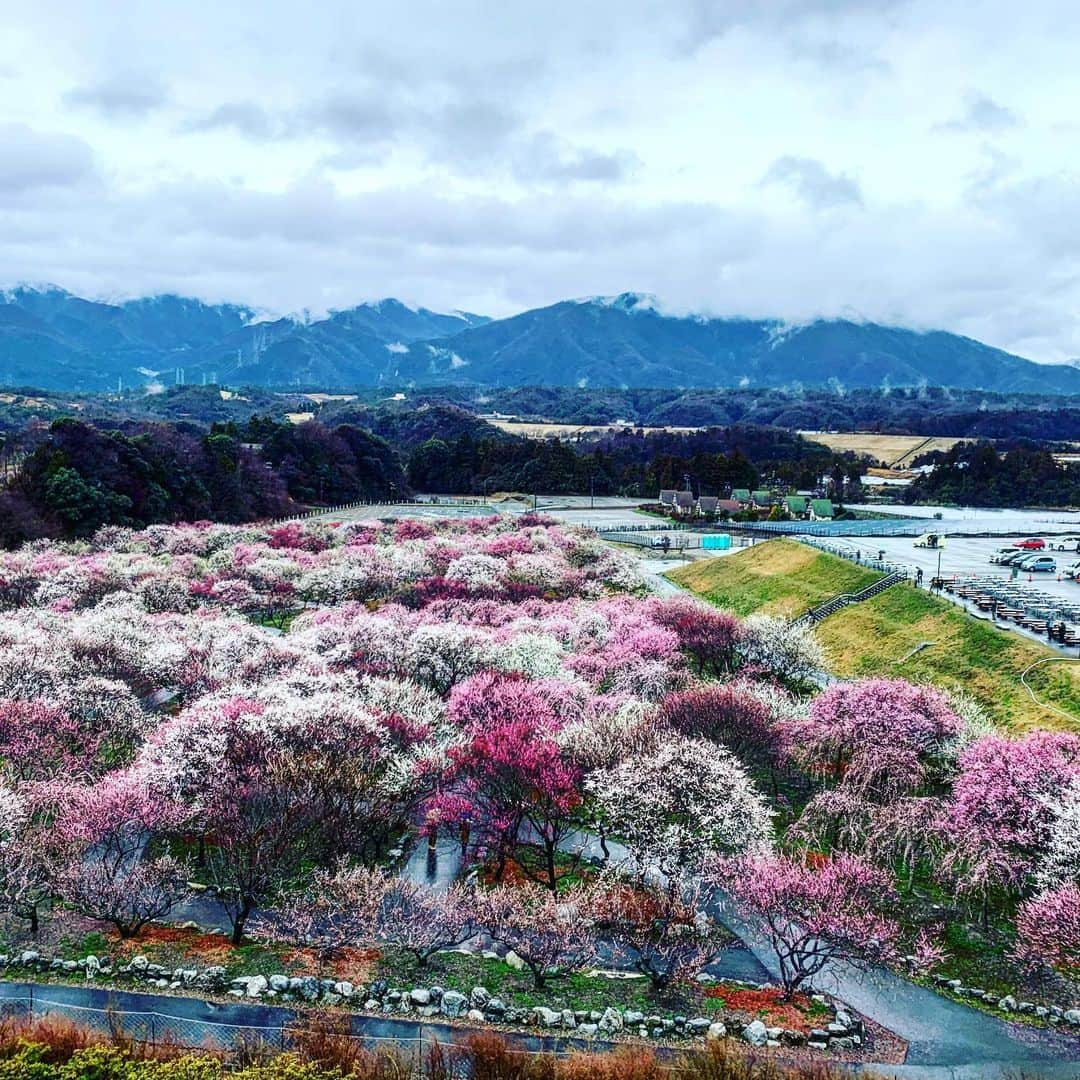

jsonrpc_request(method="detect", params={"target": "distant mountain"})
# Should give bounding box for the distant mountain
[0,287,490,390]
[397,294,1080,394]
[1,285,1077,394]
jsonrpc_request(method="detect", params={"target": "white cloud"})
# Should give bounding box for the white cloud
[0,124,96,193]
[760,156,863,209]
[0,0,1079,360]
[935,92,1022,135]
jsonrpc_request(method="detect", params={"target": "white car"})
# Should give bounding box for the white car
[1051,536,1080,552]
[1065,560,1080,579]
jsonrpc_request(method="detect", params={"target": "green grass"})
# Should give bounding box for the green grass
[814,580,1080,732]
[376,950,669,1013]
[668,540,881,619]
[672,539,1080,732]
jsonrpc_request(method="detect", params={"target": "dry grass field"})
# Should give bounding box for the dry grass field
[798,432,964,467]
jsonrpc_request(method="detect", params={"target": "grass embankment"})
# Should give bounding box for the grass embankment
[668,541,881,620]
[669,539,1080,732]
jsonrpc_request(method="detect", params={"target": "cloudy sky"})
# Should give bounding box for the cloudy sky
[2,0,1079,361]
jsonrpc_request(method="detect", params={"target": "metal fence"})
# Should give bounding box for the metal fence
[798,535,915,579]
[736,517,931,538]
[599,531,701,550]
[0,992,286,1054]
[0,987,611,1067]
[275,498,496,524]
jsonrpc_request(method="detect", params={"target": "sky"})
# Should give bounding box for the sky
[2,0,1080,362]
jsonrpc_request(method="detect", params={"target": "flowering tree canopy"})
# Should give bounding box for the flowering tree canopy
[591,876,727,991]
[789,679,962,800]
[431,673,582,890]
[1035,778,1080,892]
[480,882,598,989]
[943,731,1080,906]
[713,853,904,1000]
[1013,884,1080,976]
[588,735,773,880]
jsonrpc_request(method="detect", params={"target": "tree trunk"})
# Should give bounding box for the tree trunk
[544,841,558,892]
[232,896,254,945]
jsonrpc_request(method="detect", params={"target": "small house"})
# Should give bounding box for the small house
[784,495,809,517]
[659,490,677,507]
[697,496,719,515]
[751,490,775,508]
[674,491,695,515]
[809,499,834,521]
[730,488,751,507]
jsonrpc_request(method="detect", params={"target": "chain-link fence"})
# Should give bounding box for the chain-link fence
[0,987,610,1072]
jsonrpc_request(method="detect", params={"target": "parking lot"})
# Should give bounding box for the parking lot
[802,533,1080,654]
[831,534,1080,602]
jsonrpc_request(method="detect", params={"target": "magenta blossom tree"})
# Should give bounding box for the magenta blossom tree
[1012,884,1080,976]
[647,597,743,677]
[789,679,962,800]
[432,673,583,890]
[661,683,782,791]
[943,731,1080,920]
[51,770,191,938]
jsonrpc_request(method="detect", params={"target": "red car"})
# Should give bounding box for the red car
[1014,538,1046,550]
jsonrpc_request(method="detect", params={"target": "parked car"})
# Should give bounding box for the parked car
[989,548,1018,564]
[1014,538,1047,550]
[1064,560,1080,579]
[999,550,1032,566]
[1051,536,1080,552]
[1019,555,1057,573]
[914,532,946,549]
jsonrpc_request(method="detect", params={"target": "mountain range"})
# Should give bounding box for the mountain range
[1,285,1076,395]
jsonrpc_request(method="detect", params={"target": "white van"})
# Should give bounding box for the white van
[914,533,946,549]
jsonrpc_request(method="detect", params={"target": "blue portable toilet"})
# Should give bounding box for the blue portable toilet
[702,534,732,551]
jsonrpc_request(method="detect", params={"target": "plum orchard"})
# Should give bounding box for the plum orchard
[0,516,1075,1000]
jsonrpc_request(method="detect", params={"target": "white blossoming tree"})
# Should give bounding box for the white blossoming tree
[588,734,773,881]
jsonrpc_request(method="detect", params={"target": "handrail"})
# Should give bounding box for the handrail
[796,570,907,626]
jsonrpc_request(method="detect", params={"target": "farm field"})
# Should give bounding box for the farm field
[798,432,964,467]
[669,539,1080,731]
